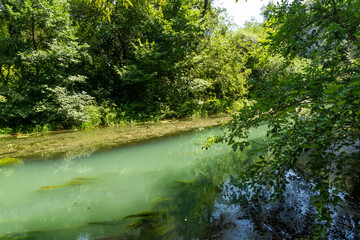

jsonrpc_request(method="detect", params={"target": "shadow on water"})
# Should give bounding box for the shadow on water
[209,169,360,240]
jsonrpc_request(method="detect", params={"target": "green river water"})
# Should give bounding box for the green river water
[0,126,267,239]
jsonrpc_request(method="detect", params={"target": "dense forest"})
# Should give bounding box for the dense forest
[0,0,257,133]
[1,0,359,238]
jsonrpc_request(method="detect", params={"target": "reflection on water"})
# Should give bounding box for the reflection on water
[213,170,360,239]
[0,127,266,239]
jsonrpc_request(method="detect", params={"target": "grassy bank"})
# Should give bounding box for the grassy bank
[0,115,230,162]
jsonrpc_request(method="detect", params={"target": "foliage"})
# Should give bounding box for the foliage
[0,0,92,128]
[116,0,209,114]
[84,0,133,21]
[177,99,235,119]
[82,101,121,128]
[213,0,360,238]
[0,0,252,132]
[67,0,237,122]
[190,30,252,100]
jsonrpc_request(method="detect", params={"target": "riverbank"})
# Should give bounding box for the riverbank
[0,115,230,161]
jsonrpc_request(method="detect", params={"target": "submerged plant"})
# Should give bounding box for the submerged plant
[38,177,97,191]
[0,158,23,167]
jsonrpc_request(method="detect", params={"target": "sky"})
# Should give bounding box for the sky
[213,0,273,27]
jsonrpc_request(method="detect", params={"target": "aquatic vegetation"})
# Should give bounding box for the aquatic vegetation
[123,173,221,239]
[148,197,173,209]
[124,211,160,220]
[0,158,23,167]
[173,178,198,187]
[38,177,97,191]
[124,210,177,239]
[0,116,229,161]
[124,211,163,232]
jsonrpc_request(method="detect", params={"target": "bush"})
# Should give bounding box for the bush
[0,127,12,136]
[80,101,123,129]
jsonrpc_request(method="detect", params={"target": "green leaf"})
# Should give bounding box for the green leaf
[320,228,326,238]
[333,107,340,113]
[286,106,296,112]
[288,90,298,94]
[336,100,346,106]
[324,88,335,94]
[325,222,331,228]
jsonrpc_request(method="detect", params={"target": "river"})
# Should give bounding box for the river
[1,126,359,239]
[0,126,264,239]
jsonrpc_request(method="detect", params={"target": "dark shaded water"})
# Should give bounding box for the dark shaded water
[212,170,360,239]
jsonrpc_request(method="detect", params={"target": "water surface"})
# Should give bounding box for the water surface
[0,127,266,239]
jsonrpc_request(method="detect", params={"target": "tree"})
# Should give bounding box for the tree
[190,28,254,101]
[111,0,216,118]
[69,0,149,102]
[212,0,360,238]
[83,0,133,21]
[0,0,92,128]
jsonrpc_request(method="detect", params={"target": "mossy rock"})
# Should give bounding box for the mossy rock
[0,157,23,167]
